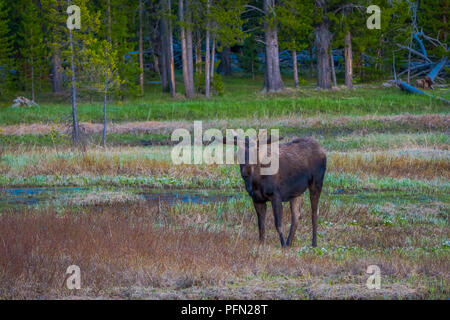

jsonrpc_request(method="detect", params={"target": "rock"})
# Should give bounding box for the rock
[10,96,39,108]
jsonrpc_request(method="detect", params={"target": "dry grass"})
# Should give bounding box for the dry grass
[0,204,316,299]
[0,199,447,299]
[328,152,450,180]
[2,147,448,181]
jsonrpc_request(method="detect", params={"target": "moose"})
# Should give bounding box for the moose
[223,132,327,247]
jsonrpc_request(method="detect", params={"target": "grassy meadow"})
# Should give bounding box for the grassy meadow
[0,76,449,299]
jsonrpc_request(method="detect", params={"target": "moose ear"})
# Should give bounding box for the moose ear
[221,135,238,145]
[265,135,284,144]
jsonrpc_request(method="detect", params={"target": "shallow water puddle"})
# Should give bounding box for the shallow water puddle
[0,187,240,208]
[1,187,87,206]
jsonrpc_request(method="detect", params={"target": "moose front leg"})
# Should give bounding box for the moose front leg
[253,201,267,243]
[271,195,285,247]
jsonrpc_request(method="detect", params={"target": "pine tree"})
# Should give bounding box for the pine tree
[277,0,314,88]
[240,34,260,80]
[19,0,45,101]
[0,0,14,97]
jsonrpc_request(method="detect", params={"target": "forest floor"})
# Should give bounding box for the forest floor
[0,76,448,299]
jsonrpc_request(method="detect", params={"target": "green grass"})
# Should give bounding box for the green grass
[1,77,449,125]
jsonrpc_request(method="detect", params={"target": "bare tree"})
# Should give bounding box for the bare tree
[210,34,215,80]
[344,30,353,88]
[204,0,211,97]
[292,49,298,88]
[330,50,337,87]
[68,1,79,146]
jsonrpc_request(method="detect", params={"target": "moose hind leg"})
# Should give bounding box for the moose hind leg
[286,196,302,246]
[253,201,267,243]
[309,182,322,247]
[271,196,285,247]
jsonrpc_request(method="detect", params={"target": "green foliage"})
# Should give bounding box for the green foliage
[0,0,14,97]
[239,34,261,76]
[18,0,46,100]
[211,73,225,96]
[0,0,448,100]
[277,0,314,52]
[195,67,225,96]
[209,0,247,50]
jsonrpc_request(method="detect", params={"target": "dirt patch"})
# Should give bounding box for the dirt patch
[305,282,423,300]
[0,121,189,136]
[1,114,448,136]
[58,278,424,300]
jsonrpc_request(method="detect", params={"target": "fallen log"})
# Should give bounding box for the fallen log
[397,80,450,104]
[396,44,432,63]
[427,57,447,82]
[413,32,428,59]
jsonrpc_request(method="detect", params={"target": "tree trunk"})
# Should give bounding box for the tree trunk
[107,0,112,42]
[31,55,35,101]
[167,0,176,97]
[179,0,193,98]
[51,52,63,93]
[186,1,194,95]
[330,49,337,87]
[103,0,112,148]
[139,0,144,95]
[360,52,365,82]
[68,25,79,146]
[309,44,314,78]
[195,30,202,75]
[160,0,171,93]
[103,65,107,148]
[159,20,169,92]
[263,0,283,92]
[204,0,211,98]
[218,47,232,75]
[344,30,353,88]
[292,49,298,88]
[210,35,215,80]
[315,21,331,89]
[251,60,254,80]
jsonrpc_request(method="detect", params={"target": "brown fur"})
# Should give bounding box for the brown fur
[235,136,327,248]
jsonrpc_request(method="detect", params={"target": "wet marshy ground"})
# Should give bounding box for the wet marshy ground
[0,186,241,209]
